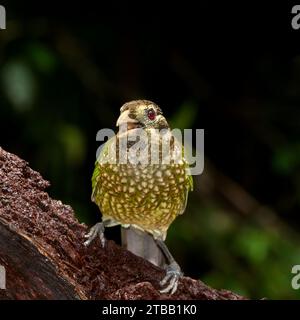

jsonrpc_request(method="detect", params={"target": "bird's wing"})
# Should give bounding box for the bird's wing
[183,143,193,192]
[91,161,101,201]
[91,137,115,201]
[176,146,193,216]
[186,166,193,192]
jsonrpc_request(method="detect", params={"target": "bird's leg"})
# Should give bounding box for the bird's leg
[84,220,112,247]
[155,239,183,295]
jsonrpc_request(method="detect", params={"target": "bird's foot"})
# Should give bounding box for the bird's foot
[84,222,106,247]
[159,261,183,295]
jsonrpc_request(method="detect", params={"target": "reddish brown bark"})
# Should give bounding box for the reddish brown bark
[0,147,245,300]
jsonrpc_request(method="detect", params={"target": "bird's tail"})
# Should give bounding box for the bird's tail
[121,227,165,268]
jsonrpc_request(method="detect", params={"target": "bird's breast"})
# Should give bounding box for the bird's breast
[94,163,188,238]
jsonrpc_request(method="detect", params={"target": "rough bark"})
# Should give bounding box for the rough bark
[0,147,245,300]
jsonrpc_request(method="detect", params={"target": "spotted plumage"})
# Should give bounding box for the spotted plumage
[91,100,193,240]
[86,100,193,295]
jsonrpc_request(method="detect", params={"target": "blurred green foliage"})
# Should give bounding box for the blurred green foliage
[1,3,300,299]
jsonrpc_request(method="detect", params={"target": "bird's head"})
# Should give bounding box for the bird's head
[116,100,169,131]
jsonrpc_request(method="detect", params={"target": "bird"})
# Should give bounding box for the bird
[84,100,193,294]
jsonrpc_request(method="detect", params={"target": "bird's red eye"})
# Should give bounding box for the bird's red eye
[147,109,156,121]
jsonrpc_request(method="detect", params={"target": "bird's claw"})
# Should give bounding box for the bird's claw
[84,222,106,247]
[159,261,183,295]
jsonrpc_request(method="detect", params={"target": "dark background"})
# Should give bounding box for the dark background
[0,1,300,298]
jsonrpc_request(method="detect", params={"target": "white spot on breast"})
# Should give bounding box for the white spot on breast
[142,181,147,188]
[156,171,162,177]
[161,202,167,208]
[165,170,171,176]
[137,196,143,203]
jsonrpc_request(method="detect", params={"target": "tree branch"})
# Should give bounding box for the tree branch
[0,147,245,300]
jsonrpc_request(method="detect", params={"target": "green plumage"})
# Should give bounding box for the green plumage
[92,132,193,241]
[88,100,193,294]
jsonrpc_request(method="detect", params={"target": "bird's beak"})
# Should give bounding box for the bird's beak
[116,110,138,127]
